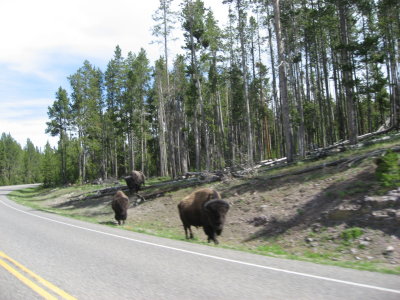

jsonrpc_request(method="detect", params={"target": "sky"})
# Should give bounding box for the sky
[0,0,228,150]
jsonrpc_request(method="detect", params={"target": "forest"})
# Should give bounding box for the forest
[0,0,399,186]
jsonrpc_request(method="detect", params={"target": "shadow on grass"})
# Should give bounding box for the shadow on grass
[243,168,400,242]
[52,195,113,209]
[99,221,117,226]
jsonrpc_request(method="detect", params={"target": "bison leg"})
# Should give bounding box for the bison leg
[203,226,218,244]
[210,235,219,244]
[184,225,194,239]
[189,227,193,239]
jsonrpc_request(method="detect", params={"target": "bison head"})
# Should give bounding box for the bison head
[203,199,230,233]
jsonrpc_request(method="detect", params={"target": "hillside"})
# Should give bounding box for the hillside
[9,135,400,274]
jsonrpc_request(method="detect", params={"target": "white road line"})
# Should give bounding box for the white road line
[2,199,400,295]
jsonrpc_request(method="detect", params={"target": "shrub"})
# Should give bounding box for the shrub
[375,150,400,187]
[340,227,364,241]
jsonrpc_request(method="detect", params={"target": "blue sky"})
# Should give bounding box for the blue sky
[0,0,227,150]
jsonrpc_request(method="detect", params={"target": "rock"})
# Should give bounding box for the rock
[311,223,322,233]
[387,210,397,217]
[247,215,268,227]
[326,204,361,220]
[383,246,395,255]
[359,241,370,247]
[305,237,314,243]
[350,248,358,254]
[386,245,395,252]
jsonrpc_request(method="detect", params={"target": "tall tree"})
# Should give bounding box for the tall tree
[337,0,358,145]
[223,0,254,164]
[170,54,190,174]
[105,46,125,178]
[41,142,58,187]
[69,60,104,183]
[153,58,169,176]
[124,49,151,174]
[46,87,71,184]
[272,0,294,162]
[23,139,42,183]
[152,0,177,176]
[377,0,400,129]
[182,0,208,170]
[0,133,23,185]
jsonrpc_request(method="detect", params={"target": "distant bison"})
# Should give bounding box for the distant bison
[112,191,129,225]
[178,188,230,244]
[124,170,146,194]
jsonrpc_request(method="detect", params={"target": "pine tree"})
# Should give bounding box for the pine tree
[46,87,71,184]
[181,0,208,170]
[152,0,178,176]
[23,139,42,183]
[69,60,104,183]
[272,0,294,162]
[105,46,125,178]
[123,49,151,174]
[41,142,58,187]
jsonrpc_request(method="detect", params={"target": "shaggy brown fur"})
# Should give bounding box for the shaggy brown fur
[178,188,230,244]
[124,170,146,194]
[112,191,129,225]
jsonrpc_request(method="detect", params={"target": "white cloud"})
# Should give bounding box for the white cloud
[0,0,229,150]
[0,97,57,148]
[0,114,58,150]
[0,0,160,75]
[0,0,228,73]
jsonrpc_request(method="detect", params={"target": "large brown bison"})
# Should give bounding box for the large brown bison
[124,170,146,194]
[178,188,230,244]
[112,191,129,225]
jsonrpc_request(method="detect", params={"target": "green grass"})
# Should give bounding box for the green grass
[340,227,364,241]
[256,244,289,256]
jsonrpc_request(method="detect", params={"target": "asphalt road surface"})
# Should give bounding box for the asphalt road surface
[1,184,400,300]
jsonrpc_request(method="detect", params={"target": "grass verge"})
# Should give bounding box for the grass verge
[6,184,400,275]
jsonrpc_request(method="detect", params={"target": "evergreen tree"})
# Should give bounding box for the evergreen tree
[104,46,125,178]
[41,142,59,187]
[23,139,42,183]
[123,49,151,174]
[46,87,71,184]
[182,0,208,170]
[0,133,24,185]
[69,60,104,183]
[152,1,179,177]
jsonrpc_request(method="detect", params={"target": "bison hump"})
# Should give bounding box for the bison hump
[204,199,230,211]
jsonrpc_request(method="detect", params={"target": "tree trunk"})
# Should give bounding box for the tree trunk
[338,1,358,145]
[157,79,168,176]
[236,0,253,165]
[272,0,294,162]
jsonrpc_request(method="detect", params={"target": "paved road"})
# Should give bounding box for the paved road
[1,184,400,299]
